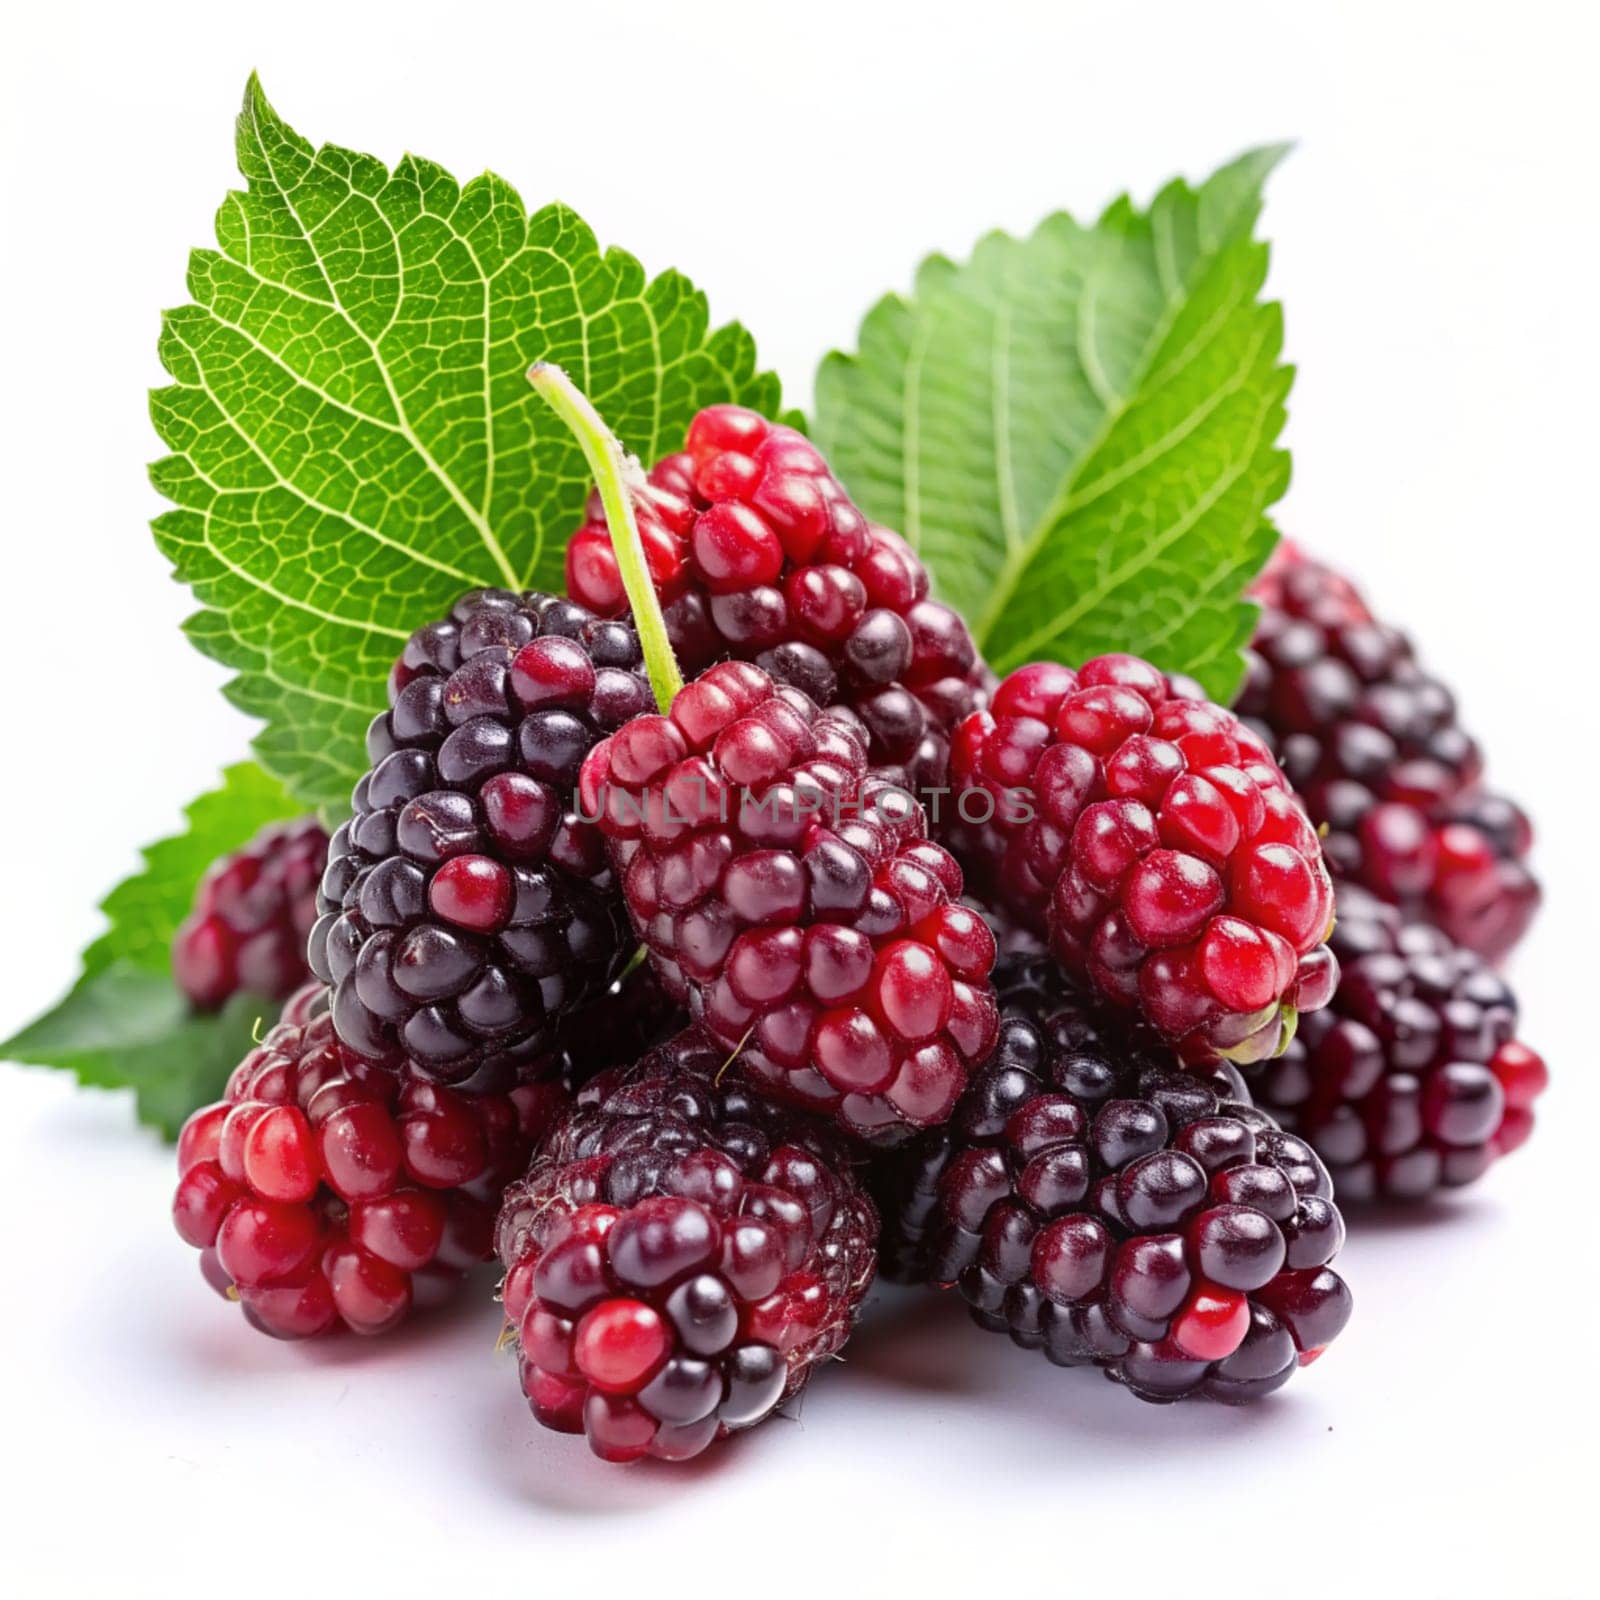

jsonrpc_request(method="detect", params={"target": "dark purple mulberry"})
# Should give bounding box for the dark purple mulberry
[308,589,651,1090]
[877,954,1353,1404]
[1246,884,1548,1200]
[1240,543,1539,960]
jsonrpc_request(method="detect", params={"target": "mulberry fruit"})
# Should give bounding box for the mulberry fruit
[583,659,998,1142]
[173,983,564,1338]
[565,404,988,786]
[1247,884,1548,1199]
[309,589,650,1089]
[173,817,327,1009]
[948,656,1337,1062]
[495,1026,877,1461]
[878,955,1353,1403]
[1239,543,1539,960]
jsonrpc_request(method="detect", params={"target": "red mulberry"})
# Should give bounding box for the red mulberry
[173,984,564,1338]
[565,404,989,786]
[583,659,999,1142]
[173,817,327,1009]
[948,656,1337,1063]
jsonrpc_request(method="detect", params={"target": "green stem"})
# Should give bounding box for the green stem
[527,362,684,712]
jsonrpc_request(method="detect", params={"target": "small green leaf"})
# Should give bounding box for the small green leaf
[3,969,267,1140]
[2,762,303,1136]
[151,75,782,814]
[813,146,1290,702]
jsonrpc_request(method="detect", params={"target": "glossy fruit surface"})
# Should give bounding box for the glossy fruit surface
[1248,884,1547,1198]
[173,817,328,1009]
[565,404,989,786]
[173,983,564,1338]
[309,589,649,1089]
[877,955,1352,1403]
[496,1027,877,1461]
[1240,543,1538,960]
[582,659,998,1142]
[948,655,1336,1063]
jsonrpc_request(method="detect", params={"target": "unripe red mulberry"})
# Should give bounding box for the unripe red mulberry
[173,817,327,1009]
[582,659,999,1142]
[173,984,564,1338]
[948,655,1336,1063]
[565,404,989,786]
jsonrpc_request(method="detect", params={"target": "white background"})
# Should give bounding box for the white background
[3,2,1597,1594]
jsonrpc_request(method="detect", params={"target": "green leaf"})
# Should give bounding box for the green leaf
[1,762,303,1136]
[2,971,267,1140]
[151,75,782,814]
[813,146,1291,702]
